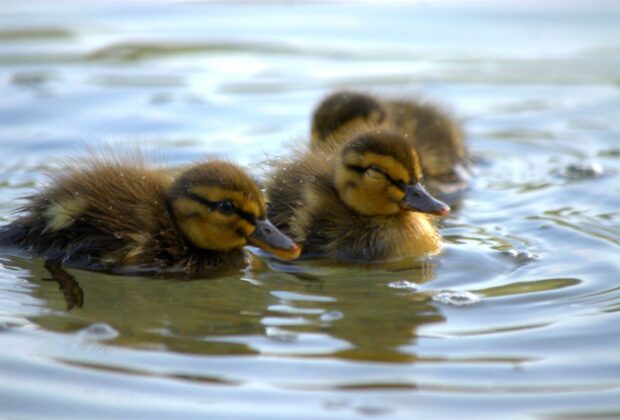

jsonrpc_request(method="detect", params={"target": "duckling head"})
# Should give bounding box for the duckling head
[167,161,300,259]
[333,130,451,217]
[311,91,388,148]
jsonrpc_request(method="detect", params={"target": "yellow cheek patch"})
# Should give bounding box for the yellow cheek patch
[236,219,255,237]
[173,198,248,251]
[173,197,208,218]
[388,185,406,202]
[346,152,411,184]
[43,197,88,232]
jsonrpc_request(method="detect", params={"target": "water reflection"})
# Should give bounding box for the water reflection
[2,1,620,418]
[257,260,444,362]
[3,252,446,362]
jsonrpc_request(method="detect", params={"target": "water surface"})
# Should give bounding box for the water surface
[1,1,620,419]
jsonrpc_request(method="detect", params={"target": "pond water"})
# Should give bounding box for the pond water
[1,1,620,418]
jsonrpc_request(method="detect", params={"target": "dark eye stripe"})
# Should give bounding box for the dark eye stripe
[184,192,256,224]
[346,164,406,192]
[235,209,257,224]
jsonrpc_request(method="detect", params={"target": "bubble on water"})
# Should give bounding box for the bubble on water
[323,398,350,410]
[265,326,297,343]
[387,280,419,291]
[78,322,119,341]
[319,310,343,322]
[560,161,604,180]
[355,404,393,416]
[502,248,538,263]
[432,290,481,306]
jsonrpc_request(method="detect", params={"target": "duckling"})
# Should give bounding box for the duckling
[310,90,470,201]
[266,129,450,263]
[310,90,390,150]
[0,156,301,276]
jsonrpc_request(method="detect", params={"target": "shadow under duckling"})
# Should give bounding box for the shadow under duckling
[0,155,301,277]
[310,90,471,204]
[266,129,450,264]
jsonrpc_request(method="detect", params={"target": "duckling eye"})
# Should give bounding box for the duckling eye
[366,166,386,181]
[217,200,236,214]
[367,166,407,191]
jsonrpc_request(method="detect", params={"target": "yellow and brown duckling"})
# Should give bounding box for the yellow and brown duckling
[0,156,300,275]
[266,129,450,263]
[310,90,470,201]
[310,90,391,148]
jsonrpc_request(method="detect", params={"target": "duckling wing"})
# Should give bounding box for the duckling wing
[266,151,330,233]
[4,160,174,267]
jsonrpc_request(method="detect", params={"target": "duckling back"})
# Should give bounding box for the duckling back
[265,148,333,235]
[0,157,176,269]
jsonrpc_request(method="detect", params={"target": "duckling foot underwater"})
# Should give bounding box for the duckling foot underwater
[0,155,301,307]
[42,259,84,310]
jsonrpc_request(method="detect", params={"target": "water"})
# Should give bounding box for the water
[1,1,620,418]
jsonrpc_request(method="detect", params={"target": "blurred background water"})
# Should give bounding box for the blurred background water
[1,1,620,418]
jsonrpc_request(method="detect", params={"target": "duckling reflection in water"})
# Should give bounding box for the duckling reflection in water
[310,90,471,203]
[0,155,300,308]
[266,129,450,264]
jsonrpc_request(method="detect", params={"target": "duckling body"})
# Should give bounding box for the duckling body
[0,156,299,275]
[310,91,470,201]
[267,130,449,263]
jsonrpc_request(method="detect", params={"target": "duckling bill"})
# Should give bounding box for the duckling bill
[266,129,450,263]
[0,156,301,276]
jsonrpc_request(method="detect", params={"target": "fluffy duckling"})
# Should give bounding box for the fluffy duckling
[266,129,450,263]
[310,90,470,200]
[310,90,390,148]
[0,156,300,275]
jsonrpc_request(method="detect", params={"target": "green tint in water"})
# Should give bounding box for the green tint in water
[1,1,620,419]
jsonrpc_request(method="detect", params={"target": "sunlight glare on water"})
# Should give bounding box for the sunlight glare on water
[1,1,620,419]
